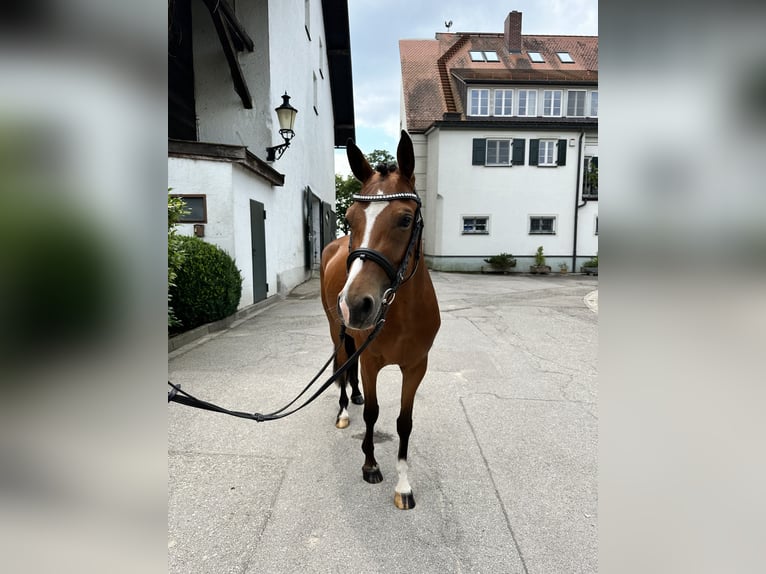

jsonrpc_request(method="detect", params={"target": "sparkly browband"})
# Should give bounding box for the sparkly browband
[352,193,421,205]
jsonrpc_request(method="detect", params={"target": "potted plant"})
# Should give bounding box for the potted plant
[483,252,516,274]
[530,246,551,274]
[558,262,568,275]
[581,255,598,276]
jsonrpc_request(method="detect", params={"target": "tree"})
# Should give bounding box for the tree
[335,149,395,234]
[335,174,360,234]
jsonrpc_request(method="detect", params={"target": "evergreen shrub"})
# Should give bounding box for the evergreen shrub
[170,236,243,332]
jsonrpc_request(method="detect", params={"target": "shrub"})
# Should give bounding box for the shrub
[583,255,599,268]
[534,246,546,266]
[483,252,516,269]
[170,236,243,333]
[168,192,189,328]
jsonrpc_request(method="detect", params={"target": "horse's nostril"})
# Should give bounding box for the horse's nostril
[360,295,374,316]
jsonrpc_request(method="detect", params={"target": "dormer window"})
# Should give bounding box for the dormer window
[528,51,544,63]
[469,50,499,62]
[557,52,574,63]
[468,88,489,116]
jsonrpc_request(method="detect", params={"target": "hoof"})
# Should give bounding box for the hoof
[350,394,364,405]
[394,491,416,510]
[362,466,383,484]
[335,417,349,429]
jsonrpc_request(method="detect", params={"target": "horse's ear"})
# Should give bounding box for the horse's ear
[346,138,374,183]
[397,130,415,181]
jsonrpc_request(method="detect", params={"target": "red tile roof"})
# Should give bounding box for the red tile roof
[400,32,598,132]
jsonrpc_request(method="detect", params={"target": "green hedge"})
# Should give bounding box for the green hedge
[170,236,243,332]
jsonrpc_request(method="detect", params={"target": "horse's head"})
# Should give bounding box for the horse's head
[338,131,421,330]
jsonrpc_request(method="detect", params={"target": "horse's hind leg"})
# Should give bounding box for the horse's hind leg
[393,358,428,510]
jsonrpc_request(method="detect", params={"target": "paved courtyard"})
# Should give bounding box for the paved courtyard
[168,272,598,574]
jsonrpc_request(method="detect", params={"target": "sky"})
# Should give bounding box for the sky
[334,0,598,176]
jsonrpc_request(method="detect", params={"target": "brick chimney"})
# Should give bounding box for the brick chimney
[504,10,522,53]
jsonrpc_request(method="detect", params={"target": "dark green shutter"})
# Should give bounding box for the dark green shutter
[512,139,525,165]
[557,139,567,166]
[529,139,539,166]
[472,138,486,165]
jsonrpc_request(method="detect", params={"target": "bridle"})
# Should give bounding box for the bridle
[345,192,423,311]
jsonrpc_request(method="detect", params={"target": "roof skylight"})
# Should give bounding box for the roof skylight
[557,52,574,63]
[470,50,499,62]
[528,51,544,63]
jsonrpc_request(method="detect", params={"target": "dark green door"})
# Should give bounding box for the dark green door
[250,200,267,302]
[321,201,336,250]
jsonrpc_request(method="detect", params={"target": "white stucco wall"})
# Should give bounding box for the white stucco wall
[176,0,338,304]
[262,0,336,293]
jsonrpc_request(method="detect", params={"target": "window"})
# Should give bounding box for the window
[566,90,586,117]
[589,91,598,117]
[494,89,513,116]
[595,216,599,235]
[473,138,526,166]
[517,89,537,116]
[538,140,557,166]
[468,88,489,116]
[529,139,566,167]
[529,216,556,235]
[543,90,562,116]
[469,50,499,62]
[171,195,207,223]
[557,52,574,63]
[486,139,511,165]
[463,216,489,234]
[583,156,598,199]
[528,51,544,63]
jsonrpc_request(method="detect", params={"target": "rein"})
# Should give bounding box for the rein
[168,323,383,422]
[168,192,424,423]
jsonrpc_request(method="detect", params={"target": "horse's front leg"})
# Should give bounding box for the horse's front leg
[336,337,363,428]
[344,334,364,406]
[360,357,383,483]
[336,368,351,429]
[394,358,428,510]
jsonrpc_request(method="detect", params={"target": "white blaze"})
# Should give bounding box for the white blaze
[339,199,387,325]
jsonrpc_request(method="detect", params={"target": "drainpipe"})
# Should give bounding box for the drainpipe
[572,132,586,272]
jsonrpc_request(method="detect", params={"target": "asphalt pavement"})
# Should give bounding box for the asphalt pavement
[168,272,598,574]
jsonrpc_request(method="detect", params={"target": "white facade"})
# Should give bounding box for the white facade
[169,0,349,307]
[421,127,598,272]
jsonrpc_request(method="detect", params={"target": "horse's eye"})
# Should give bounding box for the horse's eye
[399,215,413,228]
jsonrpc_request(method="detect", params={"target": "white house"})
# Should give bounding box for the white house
[168,0,355,307]
[399,11,597,272]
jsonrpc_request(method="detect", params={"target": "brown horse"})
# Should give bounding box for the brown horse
[320,130,440,510]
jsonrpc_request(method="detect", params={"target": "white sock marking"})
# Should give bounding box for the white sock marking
[395,459,411,494]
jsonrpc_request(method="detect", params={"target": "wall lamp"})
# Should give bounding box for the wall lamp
[266,92,298,161]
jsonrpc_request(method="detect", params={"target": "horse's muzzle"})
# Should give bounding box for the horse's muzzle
[338,292,379,330]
